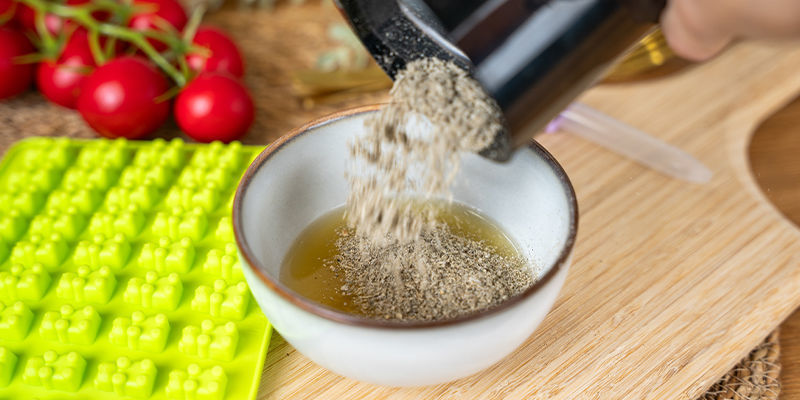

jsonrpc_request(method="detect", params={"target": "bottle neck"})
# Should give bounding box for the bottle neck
[420,0,661,147]
[335,0,664,158]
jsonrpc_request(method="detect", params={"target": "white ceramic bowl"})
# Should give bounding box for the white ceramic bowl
[233,106,578,387]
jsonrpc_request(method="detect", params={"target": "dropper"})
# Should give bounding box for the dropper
[547,103,713,184]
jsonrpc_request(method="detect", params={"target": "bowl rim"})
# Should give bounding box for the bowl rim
[232,104,579,329]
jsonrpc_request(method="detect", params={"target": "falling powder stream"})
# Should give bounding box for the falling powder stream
[336,58,534,321]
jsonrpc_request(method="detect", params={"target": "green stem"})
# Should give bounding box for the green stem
[18,0,190,86]
[32,2,56,52]
[177,5,206,79]
[0,6,14,25]
[93,0,133,24]
[103,37,118,60]
[182,5,206,43]
[98,23,186,86]
[87,29,107,65]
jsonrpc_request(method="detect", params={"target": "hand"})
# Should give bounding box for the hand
[661,0,800,61]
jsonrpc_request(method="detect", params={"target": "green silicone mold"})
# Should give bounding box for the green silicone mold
[0,264,52,302]
[95,357,158,398]
[165,364,227,400]
[0,138,271,400]
[0,347,18,387]
[22,350,87,392]
[0,302,33,341]
[179,320,238,362]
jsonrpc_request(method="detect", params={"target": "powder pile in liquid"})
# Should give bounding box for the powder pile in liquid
[337,58,534,321]
[331,225,533,321]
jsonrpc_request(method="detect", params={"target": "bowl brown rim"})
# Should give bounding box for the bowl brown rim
[232,105,579,329]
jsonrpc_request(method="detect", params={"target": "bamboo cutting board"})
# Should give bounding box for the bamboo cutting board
[240,13,800,400]
[4,2,798,398]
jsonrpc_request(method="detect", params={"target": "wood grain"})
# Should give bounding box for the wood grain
[244,9,800,398]
[748,96,800,400]
[3,2,799,399]
[749,98,800,228]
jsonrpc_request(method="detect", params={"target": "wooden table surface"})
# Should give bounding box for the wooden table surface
[749,96,800,400]
[196,5,800,399]
[240,6,800,399]
[2,3,800,399]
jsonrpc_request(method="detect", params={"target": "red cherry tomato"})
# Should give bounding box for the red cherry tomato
[66,27,125,58]
[0,26,35,100]
[15,3,62,34]
[37,30,97,109]
[186,26,244,78]
[14,0,94,35]
[174,73,254,142]
[78,57,170,139]
[128,0,187,51]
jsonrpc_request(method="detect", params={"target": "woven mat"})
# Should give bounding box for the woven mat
[699,331,781,400]
[0,3,784,399]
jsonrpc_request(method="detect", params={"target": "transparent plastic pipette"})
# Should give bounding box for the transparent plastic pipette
[547,102,713,184]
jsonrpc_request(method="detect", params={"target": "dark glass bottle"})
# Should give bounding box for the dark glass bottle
[336,0,666,161]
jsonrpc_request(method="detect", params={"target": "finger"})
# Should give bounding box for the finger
[729,1,800,37]
[660,0,735,61]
